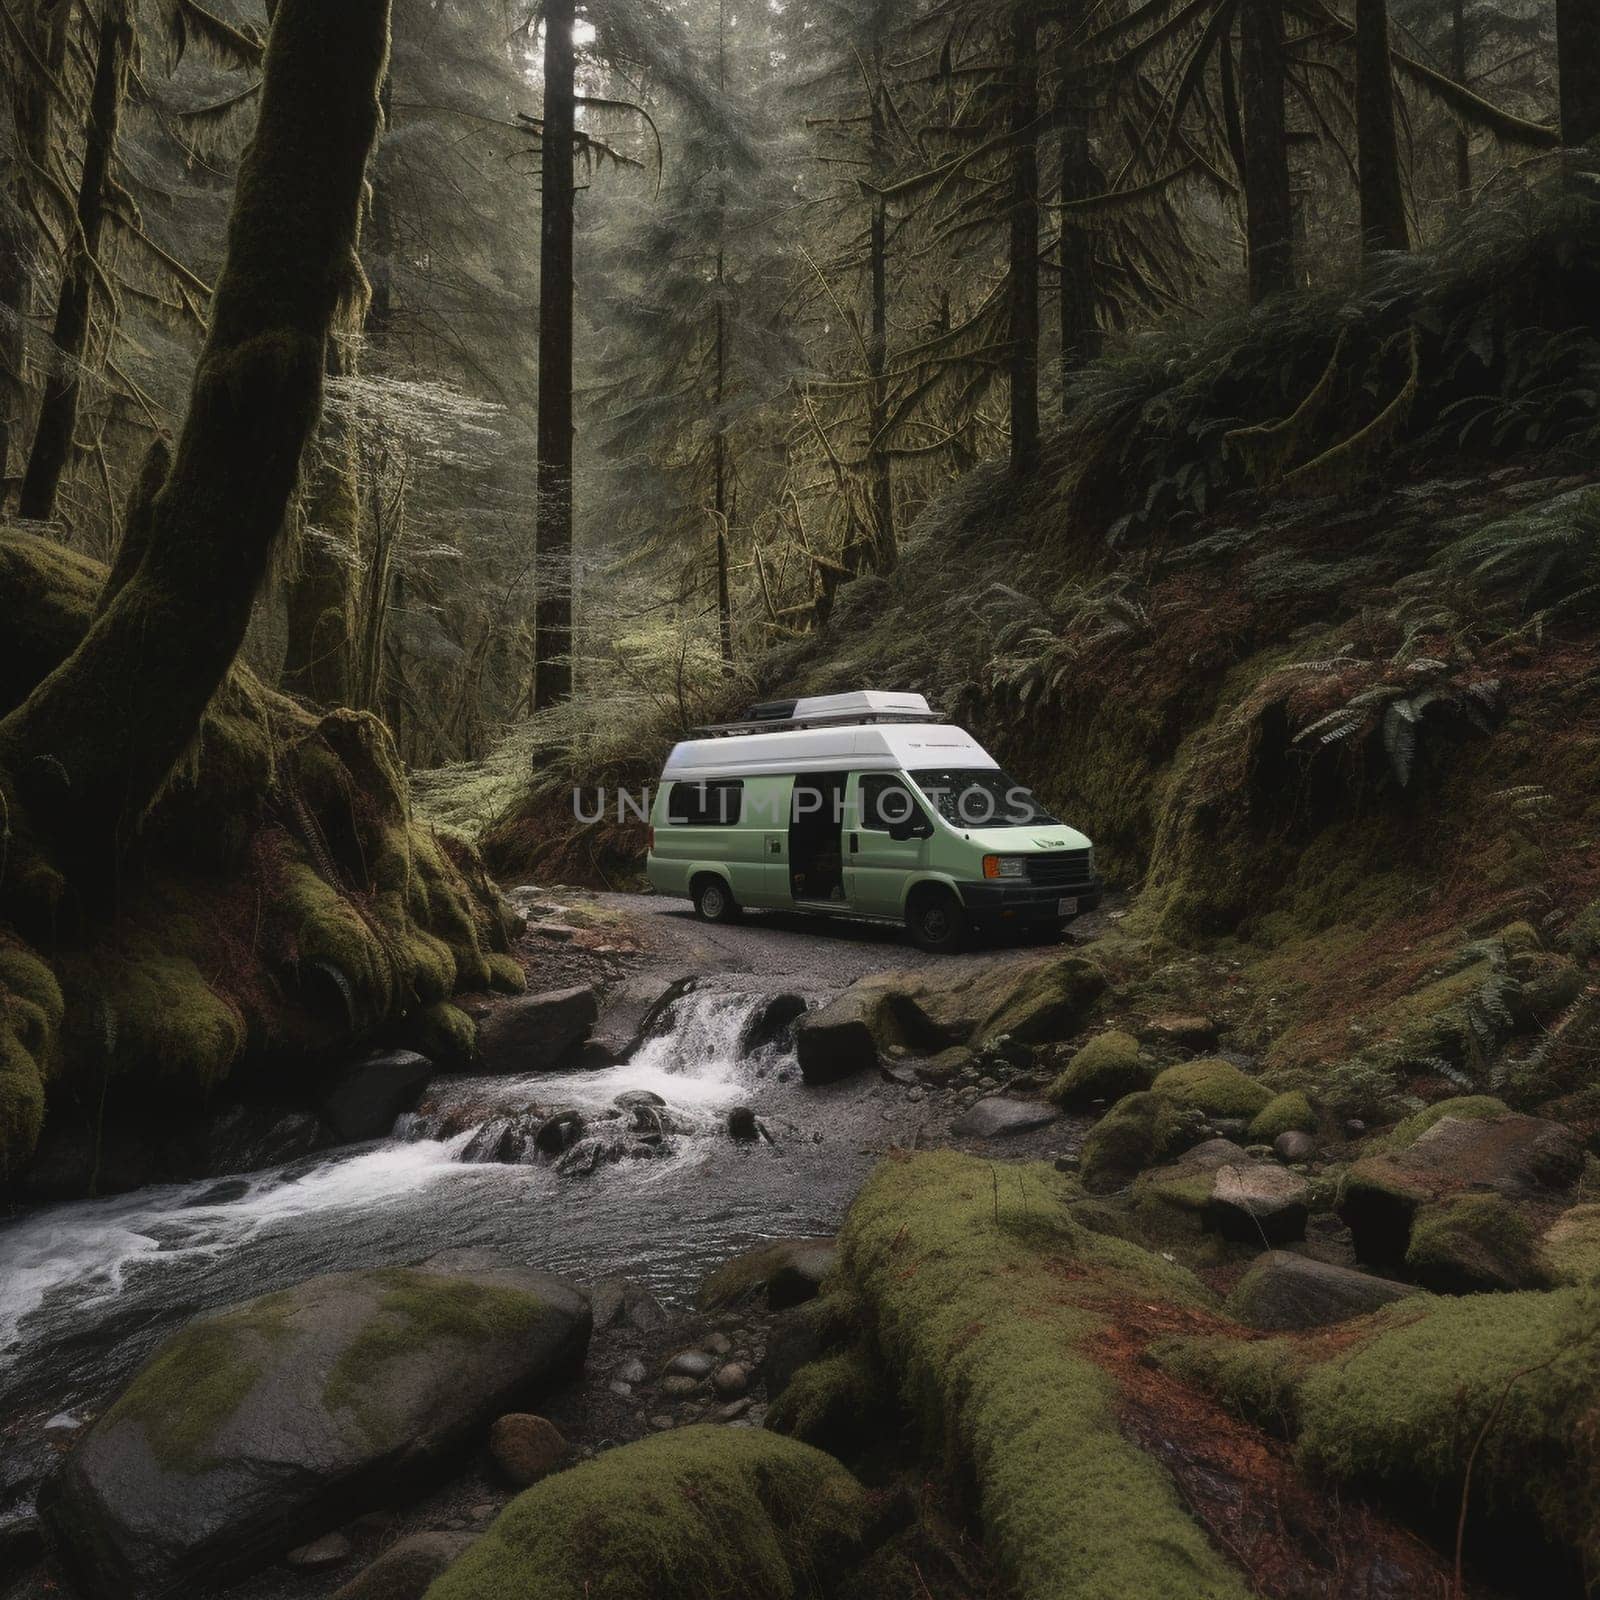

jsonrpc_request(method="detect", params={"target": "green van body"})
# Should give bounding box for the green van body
[644,696,1101,947]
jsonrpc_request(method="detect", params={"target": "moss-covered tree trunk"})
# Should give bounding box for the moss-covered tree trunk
[1557,0,1600,147]
[17,0,128,523]
[1239,0,1293,304]
[0,199,24,499]
[0,0,391,889]
[533,0,576,710]
[282,340,360,707]
[1007,0,1041,478]
[1354,0,1408,256]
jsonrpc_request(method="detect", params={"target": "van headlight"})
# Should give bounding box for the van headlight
[982,855,1027,880]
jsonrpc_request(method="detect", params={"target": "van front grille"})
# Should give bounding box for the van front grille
[1026,850,1094,888]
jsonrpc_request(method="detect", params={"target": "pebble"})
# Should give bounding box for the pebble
[705,1332,732,1355]
[717,1398,753,1422]
[666,1350,716,1379]
[616,1358,648,1384]
[284,1533,352,1570]
[662,1375,701,1398]
[607,1381,633,1398]
[908,1088,924,1104]
[712,1362,749,1399]
[649,1414,675,1431]
[471,1504,497,1522]
[488,1414,570,1487]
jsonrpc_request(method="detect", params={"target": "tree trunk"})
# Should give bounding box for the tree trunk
[18,0,128,523]
[281,341,359,707]
[1007,0,1041,477]
[1059,101,1102,402]
[0,201,24,500]
[1557,0,1600,148]
[1354,0,1409,255]
[713,290,734,670]
[866,63,896,572]
[532,0,576,710]
[1451,0,1470,204]
[1239,0,1293,303]
[0,0,391,871]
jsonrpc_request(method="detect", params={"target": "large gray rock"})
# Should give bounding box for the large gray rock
[39,1254,591,1600]
[477,987,599,1073]
[950,1097,1060,1139]
[1226,1251,1420,1331]
[740,993,808,1056]
[319,1051,434,1142]
[1207,1163,1310,1246]
[1338,1113,1584,1268]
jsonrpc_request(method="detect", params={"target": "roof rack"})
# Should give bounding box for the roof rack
[690,689,944,739]
[690,708,947,739]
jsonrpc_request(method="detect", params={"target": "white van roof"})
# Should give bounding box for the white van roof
[662,721,998,781]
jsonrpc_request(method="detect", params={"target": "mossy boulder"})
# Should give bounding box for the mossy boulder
[1151,1059,1272,1120]
[765,1345,888,1458]
[1338,1113,1585,1269]
[1540,1204,1600,1286]
[1048,1030,1150,1107]
[834,1151,1253,1599]
[1366,1095,1509,1153]
[1247,1091,1315,1144]
[1404,1193,1549,1294]
[1158,1287,1600,1576]
[422,1426,873,1600]
[40,1254,592,1600]
[1080,1091,1197,1193]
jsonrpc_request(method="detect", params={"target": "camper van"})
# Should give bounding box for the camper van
[645,691,1100,952]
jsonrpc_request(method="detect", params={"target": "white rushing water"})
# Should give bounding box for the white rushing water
[0,987,810,1410]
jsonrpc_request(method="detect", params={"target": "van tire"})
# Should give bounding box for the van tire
[692,875,740,924]
[907,886,966,954]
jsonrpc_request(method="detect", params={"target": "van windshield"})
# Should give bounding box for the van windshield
[909,768,1059,828]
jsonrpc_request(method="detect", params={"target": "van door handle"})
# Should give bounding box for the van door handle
[849,832,859,854]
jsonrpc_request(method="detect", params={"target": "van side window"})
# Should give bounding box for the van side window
[667,780,744,826]
[860,775,918,831]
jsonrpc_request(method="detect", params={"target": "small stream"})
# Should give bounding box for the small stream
[0,981,919,1524]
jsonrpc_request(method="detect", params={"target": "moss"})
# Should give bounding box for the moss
[100,1292,296,1473]
[1047,1030,1150,1107]
[1367,1095,1509,1154]
[1404,1193,1548,1294]
[765,1347,886,1458]
[423,1425,872,1600]
[836,1151,1250,1599]
[411,1002,478,1072]
[1148,1333,1308,1436]
[1294,1289,1600,1573]
[1151,1059,1272,1120]
[0,941,63,1173]
[325,1269,550,1446]
[970,953,1106,1046]
[1080,1091,1194,1193]
[697,1240,835,1312]
[1247,1090,1314,1143]
[485,952,526,995]
[1541,1205,1600,1286]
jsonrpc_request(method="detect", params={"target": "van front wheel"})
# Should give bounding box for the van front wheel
[692,876,741,924]
[907,887,967,954]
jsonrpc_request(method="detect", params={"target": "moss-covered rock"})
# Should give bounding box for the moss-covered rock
[1080,1091,1197,1193]
[40,1256,592,1600]
[1367,1094,1509,1153]
[1223,1251,1419,1331]
[834,1150,1252,1599]
[765,1345,888,1458]
[422,1426,873,1600]
[1540,1204,1600,1286]
[1247,1091,1315,1144]
[1404,1193,1549,1294]
[1048,1030,1150,1107]
[1159,1285,1600,1577]
[698,1238,836,1312]
[1151,1059,1272,1120]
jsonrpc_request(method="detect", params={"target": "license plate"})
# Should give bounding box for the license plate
[1057,897,1078,917]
